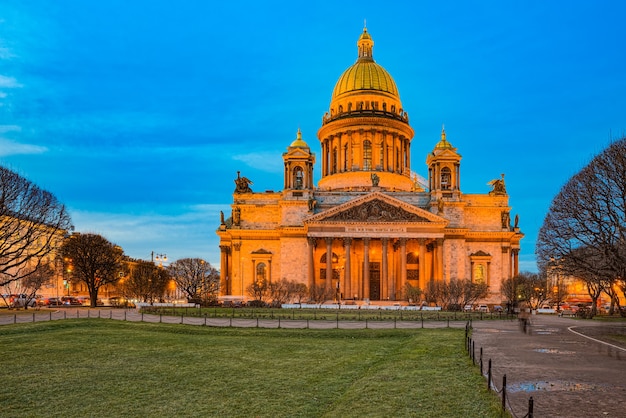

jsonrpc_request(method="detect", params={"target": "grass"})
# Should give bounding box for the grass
[0,319,506,417]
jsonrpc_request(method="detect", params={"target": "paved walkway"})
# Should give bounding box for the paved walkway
[471,315,626,418]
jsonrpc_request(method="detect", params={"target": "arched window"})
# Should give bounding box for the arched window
[441,167,451,190]
[363,140,372,171]
[294,166,303,189]
[406,252,419,264]
[256,262,267,283]
[320,252,339,264]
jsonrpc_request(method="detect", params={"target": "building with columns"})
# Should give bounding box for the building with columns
[216,27,523,304]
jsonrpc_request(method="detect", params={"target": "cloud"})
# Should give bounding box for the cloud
[0,130,47,156]
[70,203,231,267]
[0,46,15,60]
[232,151,284,174]
[0,74,22,88]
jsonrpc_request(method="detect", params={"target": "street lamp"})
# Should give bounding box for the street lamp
[152,252,167,266]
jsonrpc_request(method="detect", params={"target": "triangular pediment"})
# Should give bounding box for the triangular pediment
[305,192,446,225]
[252,248,272,254]
[283,148,311,158]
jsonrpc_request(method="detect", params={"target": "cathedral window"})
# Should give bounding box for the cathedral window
[473,263,485,284]
[441,167,451,190]
[332,147,338,173]
[256,262,267,283]
[294,167,303,189]
[343,143,348,171]
[363,140,372,171]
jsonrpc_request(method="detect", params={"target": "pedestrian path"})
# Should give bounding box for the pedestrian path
[471,315,626,418]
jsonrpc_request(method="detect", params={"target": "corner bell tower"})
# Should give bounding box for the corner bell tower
[426,126,462,201]
[283,129,315,191]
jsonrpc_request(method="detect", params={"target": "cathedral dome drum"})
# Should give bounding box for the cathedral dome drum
[318,26,415,192]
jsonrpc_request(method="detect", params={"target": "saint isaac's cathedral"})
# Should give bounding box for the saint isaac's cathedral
[217,27,523,304]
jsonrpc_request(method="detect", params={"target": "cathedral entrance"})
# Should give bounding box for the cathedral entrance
[369,262,381,300]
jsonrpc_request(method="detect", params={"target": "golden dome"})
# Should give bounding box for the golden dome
[331,27,400,100]
[289,128,308,148]
[435,125,454,149]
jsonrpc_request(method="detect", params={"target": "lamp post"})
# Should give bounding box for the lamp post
[152,252,167,266]
[336,279,341,309]
[240,257,245,299]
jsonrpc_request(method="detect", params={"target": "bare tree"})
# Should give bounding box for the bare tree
[0,166,72,287]
[60,233,124,307]
[514,271,549,310]
[121,260,170,303]
[268,279,291,306]
[292,282,308,304]
[500,277,517,310]
[246,278,268,302]
[0,262,54,309]
[402,283,422,305]
[167,258,220,304]
[308,283,334,304]
[460,280,489,309]
[537,136,626,310]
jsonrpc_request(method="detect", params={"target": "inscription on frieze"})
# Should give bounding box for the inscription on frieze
[324,199,429,222]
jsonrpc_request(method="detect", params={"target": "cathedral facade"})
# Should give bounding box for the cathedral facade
[217,28,523,304]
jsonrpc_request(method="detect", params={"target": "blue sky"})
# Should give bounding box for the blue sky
[1,1,625,272]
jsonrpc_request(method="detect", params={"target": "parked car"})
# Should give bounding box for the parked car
[3,294,36,308]
[61,296,82,306]
[463,304,473,312]
[36,297,63,307]
[477,304,489,313]
[109,296,135,308]
[493,305,503,313]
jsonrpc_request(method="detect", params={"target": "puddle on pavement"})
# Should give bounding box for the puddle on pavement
[533,328,561,335]
[533,348,576,354]
[508,380,601,393]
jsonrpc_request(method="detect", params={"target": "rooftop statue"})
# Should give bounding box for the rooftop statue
[234,171,253,193]
[488,173,507,195]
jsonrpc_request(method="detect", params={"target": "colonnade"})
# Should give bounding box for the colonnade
[307,236,443,301]
[320,130,411,177]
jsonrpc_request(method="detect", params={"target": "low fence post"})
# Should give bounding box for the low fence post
[472,340,475,364]
[487,359,492,390]
[528,396,533,418]
[480,347,483,375]
[502,374,507,412]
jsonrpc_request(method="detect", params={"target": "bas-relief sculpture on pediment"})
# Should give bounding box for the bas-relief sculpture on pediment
[322,199,430,223]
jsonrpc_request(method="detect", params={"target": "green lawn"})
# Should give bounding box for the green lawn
[0,320,505,417]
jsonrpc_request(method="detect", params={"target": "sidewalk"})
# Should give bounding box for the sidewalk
[471,315,626,418]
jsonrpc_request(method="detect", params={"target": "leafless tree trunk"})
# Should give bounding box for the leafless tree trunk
[0,167,72,287]
[167,258,219,303]
[60,233,124,307]
[537,136,626,312]
[121,260,170,303]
